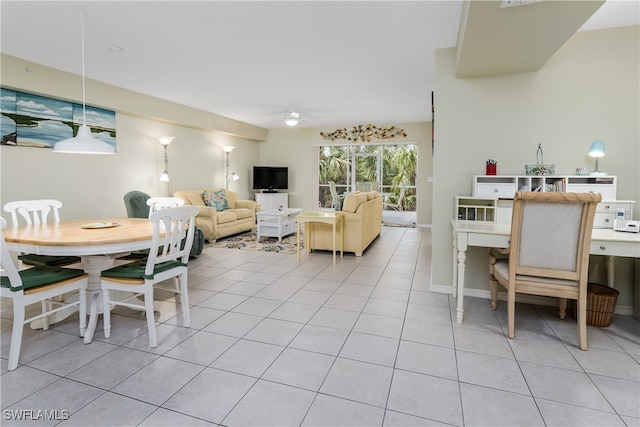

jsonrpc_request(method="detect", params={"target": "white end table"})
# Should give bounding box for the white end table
[256,208,302,242]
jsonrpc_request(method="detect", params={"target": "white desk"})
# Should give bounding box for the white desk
[451,219,640,324]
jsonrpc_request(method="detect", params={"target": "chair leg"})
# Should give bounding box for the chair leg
[577,297,588,351]
[8,305,25,371]
[488,251,498,310]
[558,298,568,320]
[144,289,158,348]
[507,288,516,339]
[102,289,112,339]
[179,273,191,328]
[78,287,87,338]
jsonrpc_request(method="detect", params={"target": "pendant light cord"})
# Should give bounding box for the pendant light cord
[80,7,87,126]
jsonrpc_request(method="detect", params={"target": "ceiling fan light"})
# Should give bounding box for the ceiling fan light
[284,111,300,127]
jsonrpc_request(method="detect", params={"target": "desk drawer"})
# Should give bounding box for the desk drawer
[565,184,616,200]
[475,183,517,199]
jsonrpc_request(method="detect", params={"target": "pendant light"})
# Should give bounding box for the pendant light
[53,8,115,154]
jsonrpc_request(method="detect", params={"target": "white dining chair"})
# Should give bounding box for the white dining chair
[100,205,198,347]
[0,217,88,370]
[146,196,184,217]
[3,199,81,267]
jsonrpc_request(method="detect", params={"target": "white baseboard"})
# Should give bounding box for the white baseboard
[430,283,633,316]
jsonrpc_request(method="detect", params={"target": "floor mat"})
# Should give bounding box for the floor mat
[210,229,303,254]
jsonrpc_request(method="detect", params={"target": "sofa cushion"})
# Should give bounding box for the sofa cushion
[231,208,254,220]
[203,190,228,211]
[216,210,238,224]
[343,193,369,213]
[185,191,206,206]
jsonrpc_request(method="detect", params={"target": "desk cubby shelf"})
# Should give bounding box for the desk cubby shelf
[473,175,617,200]
[455,197,497,223]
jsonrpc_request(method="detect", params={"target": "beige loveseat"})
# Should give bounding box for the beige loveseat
[173,188,257,242]
[308,191,382,256]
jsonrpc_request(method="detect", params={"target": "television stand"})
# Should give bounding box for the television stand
[255,193,288,211]
[262,189,279,193]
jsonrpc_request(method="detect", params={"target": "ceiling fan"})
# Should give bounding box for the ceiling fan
[284,109,300,127]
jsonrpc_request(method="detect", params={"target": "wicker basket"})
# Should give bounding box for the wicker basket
[571,283,619,327]
[525,143,556,176]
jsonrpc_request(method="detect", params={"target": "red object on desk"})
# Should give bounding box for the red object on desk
[486,163,497,175]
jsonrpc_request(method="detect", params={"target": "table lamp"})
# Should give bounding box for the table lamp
[588,139,607,176]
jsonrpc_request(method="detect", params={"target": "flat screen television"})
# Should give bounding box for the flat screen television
[252,166,288,192]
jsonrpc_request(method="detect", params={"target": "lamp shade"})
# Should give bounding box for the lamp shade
[588,140,605,158]
[53,125,115,154]
[158,136,175,146]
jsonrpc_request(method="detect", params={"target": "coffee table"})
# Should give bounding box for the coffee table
[256,208,302,242]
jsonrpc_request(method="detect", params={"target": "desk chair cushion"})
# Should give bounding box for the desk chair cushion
[1,266,86,292]
[17,254,81,267]
[101,259,188,281]
[494,260,579,287]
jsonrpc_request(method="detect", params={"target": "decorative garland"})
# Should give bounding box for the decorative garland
[320,124,407,143]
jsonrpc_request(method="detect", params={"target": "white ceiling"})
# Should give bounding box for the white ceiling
[1,1,638,130]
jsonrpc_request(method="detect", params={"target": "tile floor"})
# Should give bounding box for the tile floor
[1,227,639,426]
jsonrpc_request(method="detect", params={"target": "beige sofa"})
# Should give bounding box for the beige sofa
[173,188,257,242]
[308,191,382,256]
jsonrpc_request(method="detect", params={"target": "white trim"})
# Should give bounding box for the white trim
[430,283,633,316]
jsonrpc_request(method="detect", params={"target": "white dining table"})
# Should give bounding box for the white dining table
[451,219,640,324]
[4,218,157,343]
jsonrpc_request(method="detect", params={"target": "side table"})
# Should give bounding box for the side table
[297,211,344,265]
[256,208,302,242]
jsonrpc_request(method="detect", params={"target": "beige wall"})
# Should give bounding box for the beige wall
[0,54,262,220]
[261,122,433,225]
[432,26,640,308]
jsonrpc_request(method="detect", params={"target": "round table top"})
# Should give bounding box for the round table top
[4,218,155,247]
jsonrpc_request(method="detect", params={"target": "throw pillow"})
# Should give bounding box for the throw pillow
[203,190,228,211]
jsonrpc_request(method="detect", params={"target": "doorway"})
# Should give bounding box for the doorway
[317,143,417,220]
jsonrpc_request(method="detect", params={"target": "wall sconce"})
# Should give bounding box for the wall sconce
[223,145,240,189]
[158,136,174,182]
[588,139,607,176]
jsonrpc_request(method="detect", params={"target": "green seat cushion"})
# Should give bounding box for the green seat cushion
[101,259,187,280]
[117,249,151,260]
[18,254,81,267]
[1,266,86,292]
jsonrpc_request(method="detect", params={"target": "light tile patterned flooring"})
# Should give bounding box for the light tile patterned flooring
[1,227,639,426]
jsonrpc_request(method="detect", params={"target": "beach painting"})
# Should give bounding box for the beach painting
[1,88,18,145]
[0,88,116,151]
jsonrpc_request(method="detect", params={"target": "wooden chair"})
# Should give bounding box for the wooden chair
[3,200,81,267]
[100,205,198,347]
[146,197,184,217]
[489,191,601,350]
[0,217,88,370]
[383,185,406,211]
